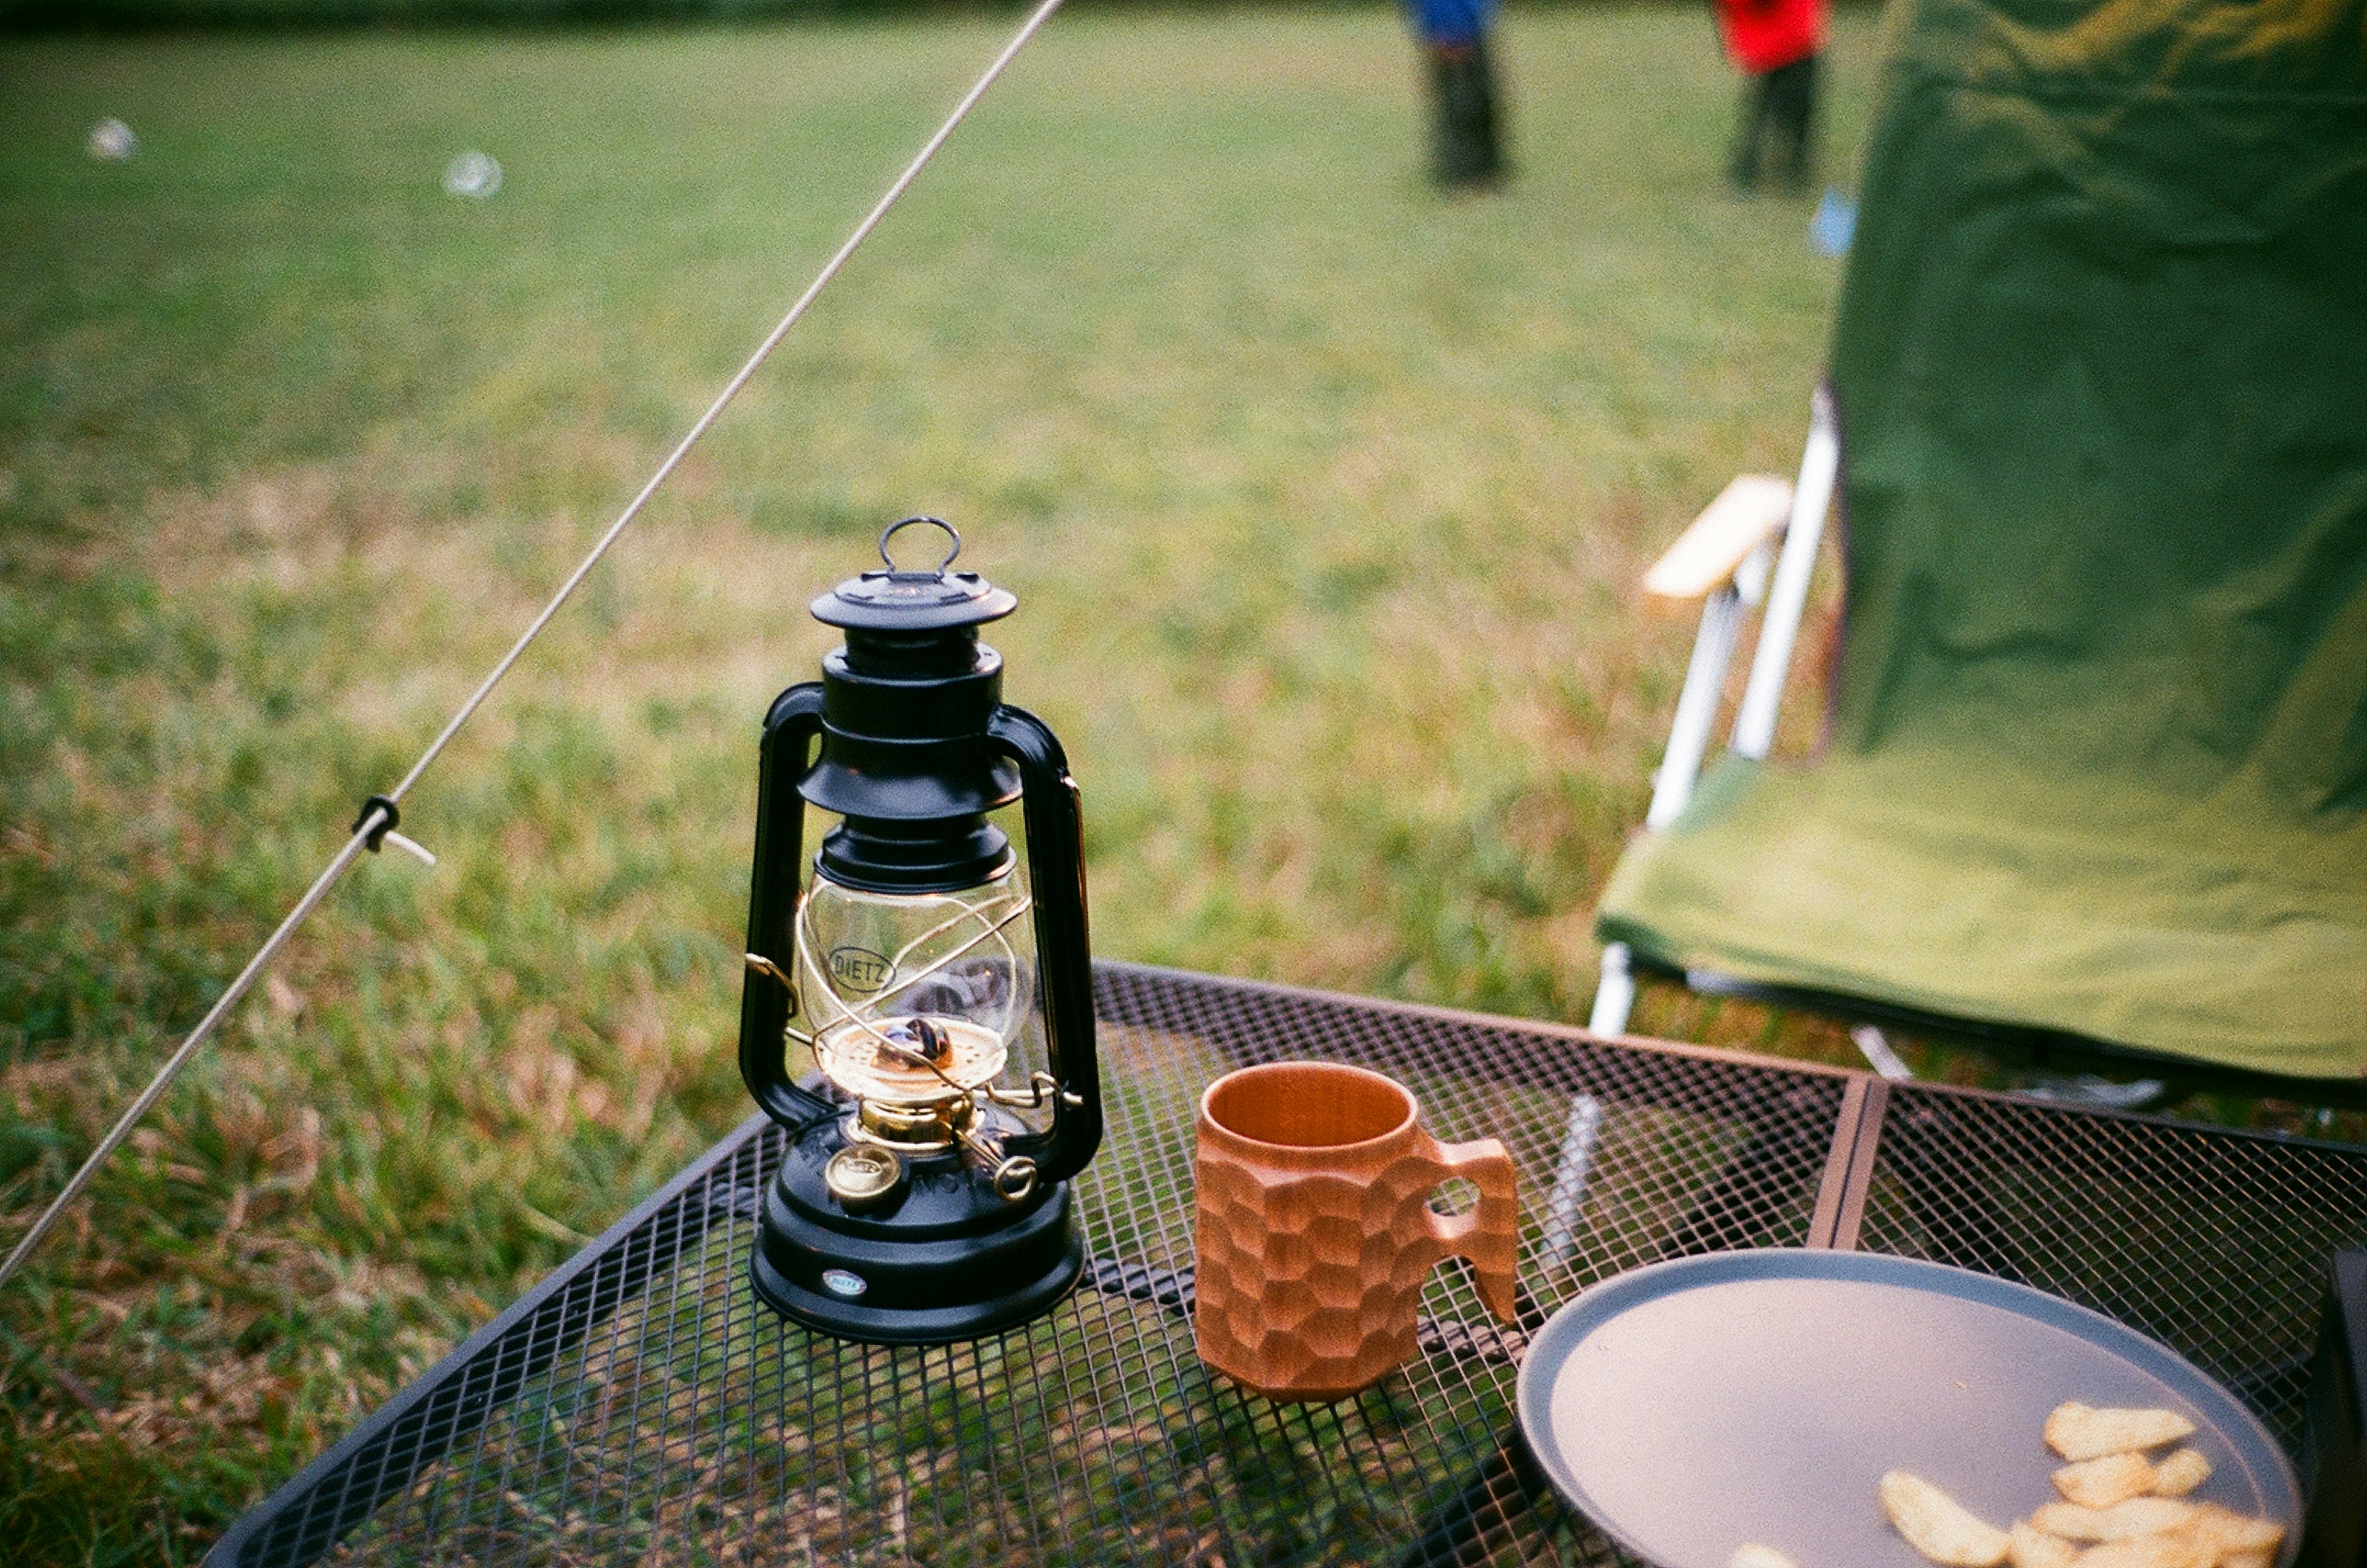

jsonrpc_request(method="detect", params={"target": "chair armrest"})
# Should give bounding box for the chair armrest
[1643,475,1794,601]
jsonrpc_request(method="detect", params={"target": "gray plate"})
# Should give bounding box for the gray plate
[1515,1251,2301,1568]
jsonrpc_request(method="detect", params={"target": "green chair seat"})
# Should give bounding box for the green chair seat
[1599,749,2366,1077]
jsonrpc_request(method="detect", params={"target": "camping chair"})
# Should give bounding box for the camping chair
[1586,0,2367,1107]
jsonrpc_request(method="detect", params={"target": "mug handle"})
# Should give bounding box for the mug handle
[1422,1135,1521,1325]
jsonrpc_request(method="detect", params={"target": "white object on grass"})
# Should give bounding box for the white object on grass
[443,150,502,198]
[88,118,138,161]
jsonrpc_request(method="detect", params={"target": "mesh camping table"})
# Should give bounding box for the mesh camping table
[208,963,2367,1567]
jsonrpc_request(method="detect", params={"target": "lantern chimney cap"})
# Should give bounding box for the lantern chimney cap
[812,517,1018,632]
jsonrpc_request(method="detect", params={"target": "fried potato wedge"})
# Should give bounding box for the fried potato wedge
[2146,1449,2211,1498]
[2054,1453,2156,1509]
[1881,1471,2012,1567]
[2066,1532,2214,1568]
[2008,1521,2079,1568]
[2185,1502,2284,1557]
[2045,1404,2197,1462]
[1728,1545,1800,1568]
[2217,1552,2273,1568]
[2030,1500,2196,1542]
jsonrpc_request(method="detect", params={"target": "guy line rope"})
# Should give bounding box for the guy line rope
[0,0,1071,1296]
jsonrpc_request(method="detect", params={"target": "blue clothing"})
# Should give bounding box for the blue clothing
[1408,0,1494,49]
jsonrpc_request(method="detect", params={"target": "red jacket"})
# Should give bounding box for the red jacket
[1716,0,1825,74]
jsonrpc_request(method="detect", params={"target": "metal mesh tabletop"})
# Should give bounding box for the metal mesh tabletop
[208,965,2367,1568]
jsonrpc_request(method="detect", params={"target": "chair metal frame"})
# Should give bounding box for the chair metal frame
[1590,383,1839,1038]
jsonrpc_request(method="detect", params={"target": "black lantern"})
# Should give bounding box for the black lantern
[736,518,1100,1344]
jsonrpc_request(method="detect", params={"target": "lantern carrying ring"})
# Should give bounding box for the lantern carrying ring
[877,515,962,579]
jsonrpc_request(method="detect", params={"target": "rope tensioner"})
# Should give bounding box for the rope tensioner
[353,793,437,865]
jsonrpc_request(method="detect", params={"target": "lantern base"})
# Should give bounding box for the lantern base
[748,1124,1085,1345]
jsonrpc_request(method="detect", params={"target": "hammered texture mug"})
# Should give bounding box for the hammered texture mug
[1193,1060,1520,1402]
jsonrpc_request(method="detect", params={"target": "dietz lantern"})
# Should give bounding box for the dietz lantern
[736,518,1100,1344]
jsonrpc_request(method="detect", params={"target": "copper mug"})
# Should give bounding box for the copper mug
[1193,1060,1520,1402]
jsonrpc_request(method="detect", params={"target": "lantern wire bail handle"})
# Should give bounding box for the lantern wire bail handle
[879,515,961,578]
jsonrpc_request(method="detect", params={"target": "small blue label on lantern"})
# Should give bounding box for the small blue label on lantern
[821,1268,869,1299]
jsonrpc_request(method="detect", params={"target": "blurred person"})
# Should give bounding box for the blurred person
[1410,0,1505,189]
[1717,0,1826,191]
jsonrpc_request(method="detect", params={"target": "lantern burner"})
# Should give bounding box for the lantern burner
[815,1015,1010,1106]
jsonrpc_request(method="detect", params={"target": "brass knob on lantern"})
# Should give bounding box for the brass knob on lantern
[823,1144,908,1214]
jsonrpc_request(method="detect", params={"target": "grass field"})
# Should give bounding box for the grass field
[7,6,2328,1561]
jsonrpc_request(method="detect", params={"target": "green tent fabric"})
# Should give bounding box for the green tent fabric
[1596,0,2367,1077]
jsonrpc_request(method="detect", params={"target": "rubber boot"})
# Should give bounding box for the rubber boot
[1429,40,1504,189]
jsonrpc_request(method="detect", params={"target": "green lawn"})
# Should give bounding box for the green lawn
[0,4,1974,1557]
